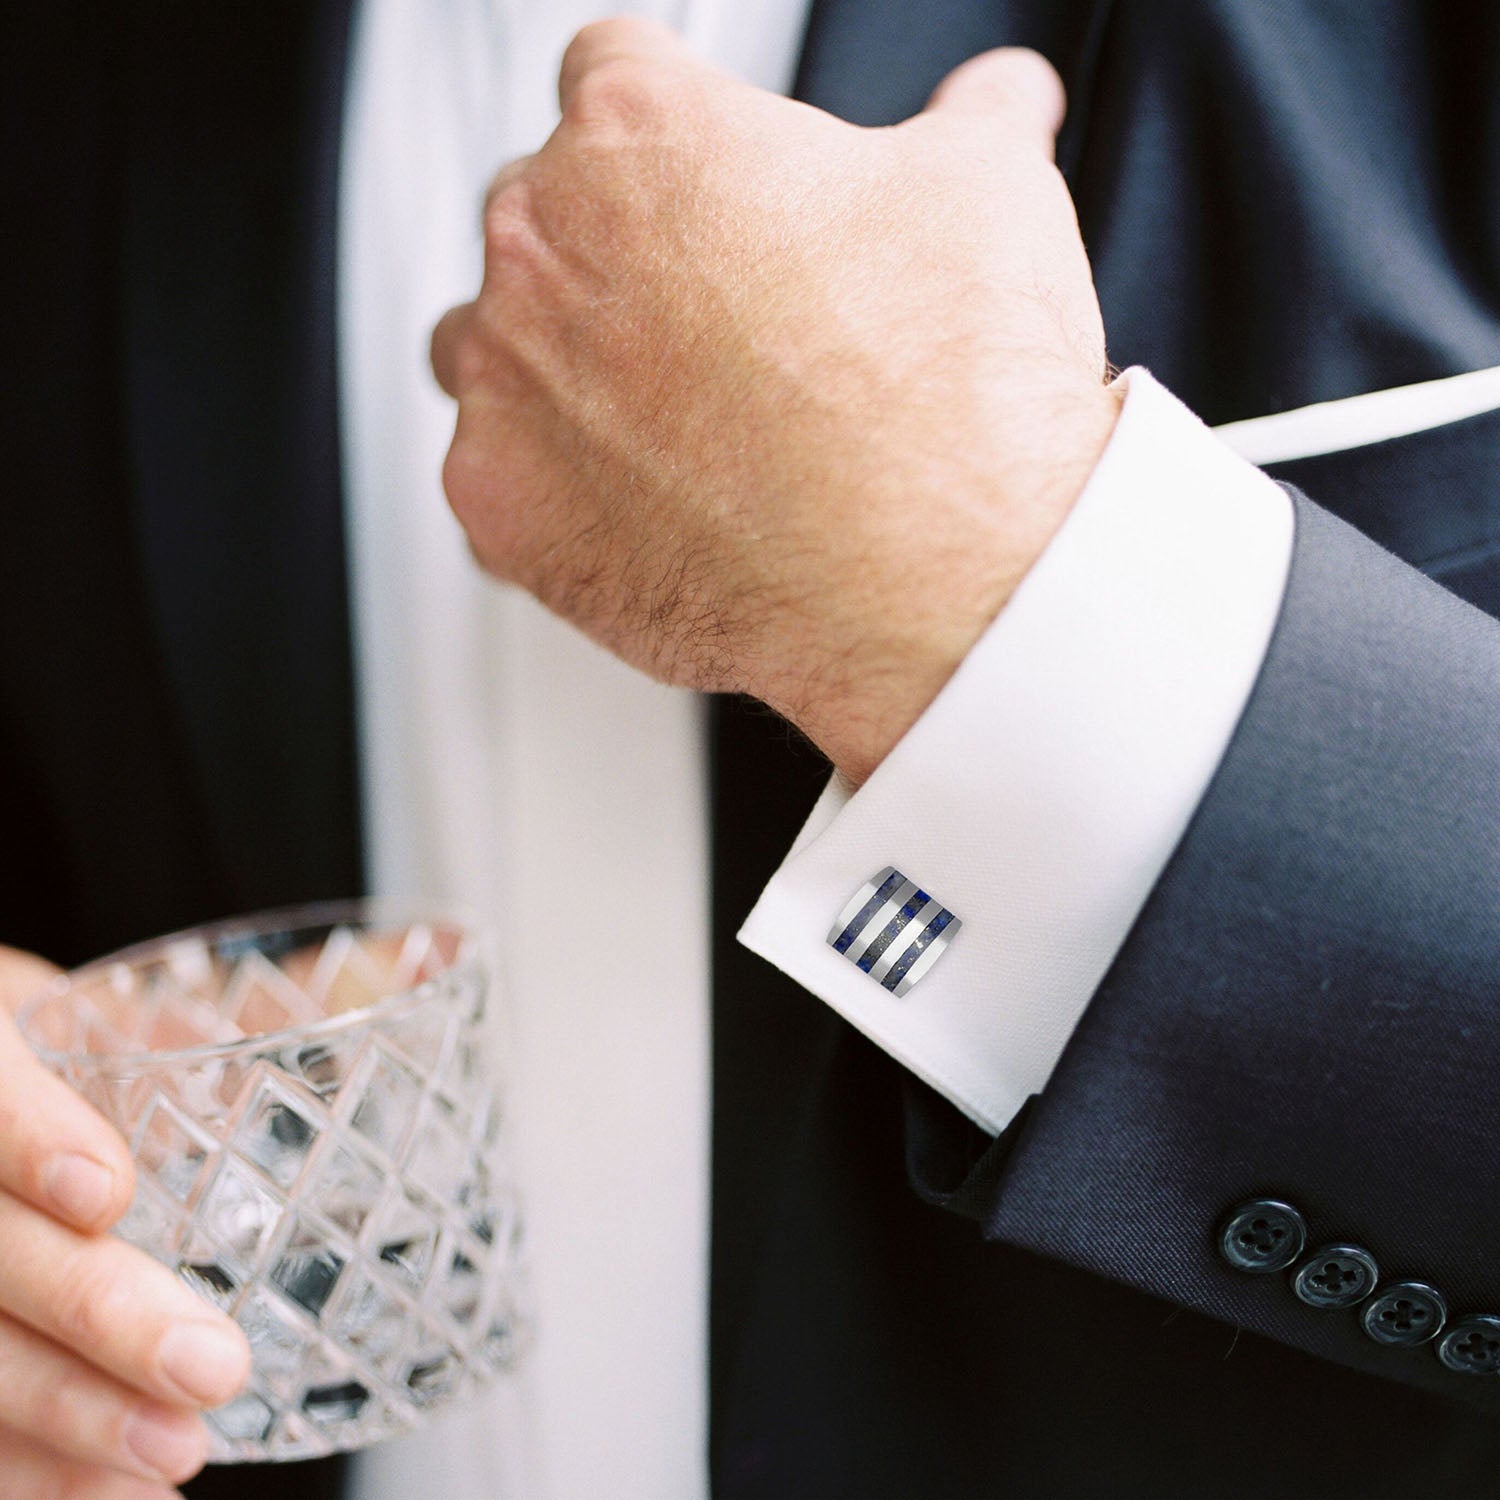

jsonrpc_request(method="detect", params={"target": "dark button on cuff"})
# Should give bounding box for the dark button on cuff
[1361,1281,1448,1347]
[1291,1244,1379,1310]
[1436,1315,1500,1375]
[1218,1199,1308,1273]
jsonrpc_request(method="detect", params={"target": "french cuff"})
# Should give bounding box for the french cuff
[737,368,1295,1135]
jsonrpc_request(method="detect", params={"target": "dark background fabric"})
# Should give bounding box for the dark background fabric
[3,0,1499,1496]
[710,0,1500,1496]
[795,0,1500,419]
[2,3,363,973]
[708,497,1500,1500]
[1269,405,1500,615]
[4,5,360,1497]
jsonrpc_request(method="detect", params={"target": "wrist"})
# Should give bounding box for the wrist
[775,378,1124,784]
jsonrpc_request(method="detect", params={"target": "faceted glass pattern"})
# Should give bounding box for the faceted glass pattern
[19,906,528,1464]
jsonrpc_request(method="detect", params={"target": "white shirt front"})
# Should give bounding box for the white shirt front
[340,5,805,1497]
[334,4,1500,1497]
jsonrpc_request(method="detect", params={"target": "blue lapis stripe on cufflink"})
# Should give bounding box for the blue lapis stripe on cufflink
[827,866,961,996]
[830,869,905,954]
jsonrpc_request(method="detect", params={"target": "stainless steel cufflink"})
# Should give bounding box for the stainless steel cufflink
[827,866,960,996]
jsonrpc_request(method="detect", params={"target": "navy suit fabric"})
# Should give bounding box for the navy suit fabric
[711,510,1500,1500]
[710,1,1500,1495]
[986,491,1500,1403]
[795,0,1500,418]
[710,503,1500,1498]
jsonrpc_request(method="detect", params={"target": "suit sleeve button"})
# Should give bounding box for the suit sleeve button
[1290,1244,1379,1309]
[1436,1315,1500,1374]
[1361,1281,1448,1347]
[1218,1199,1308,1273]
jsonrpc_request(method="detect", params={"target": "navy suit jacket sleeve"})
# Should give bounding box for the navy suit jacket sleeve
[912,488,1500,1409]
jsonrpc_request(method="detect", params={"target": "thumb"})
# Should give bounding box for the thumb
[923,47,1066,156]
[0,943,61,1016]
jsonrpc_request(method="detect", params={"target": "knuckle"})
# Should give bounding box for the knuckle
[566,58,666,129]
[52,1255,134,1355]
[560,19,637,91]
[482,185,545,272]
[32,1463,92,1500]
[60,1471,140,1500]
[0,1090,38,1171]
[25,1370,88,1450]
[448,328,497,401]
[0,1427,134,1500]
[570,17,632,53]
[442,449,523,582]
[440,438,484,522]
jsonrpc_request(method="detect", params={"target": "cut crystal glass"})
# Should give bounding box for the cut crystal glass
[436,1238,487,1329]
[134,1096,216,1203]
[197,1158,284,1272]
[347,1045,425,1161]
[176,1232,242,1311]
[302,1142,387,1239]
[302,1376,373,1429]
[239,1286,312,1391]
[210,1390,277,1445]
[270,1216,349,1319]
[115,1177,186,1255]
[17,904,527,1464]
[406,1103,471,1207]
[235,1080,323,1190]
[370,1187,441,1292]
[328,1269,412,1371]
[400,1331,462,1408]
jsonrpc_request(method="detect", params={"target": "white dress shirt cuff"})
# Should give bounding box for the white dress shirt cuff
[737,368,1295,1135]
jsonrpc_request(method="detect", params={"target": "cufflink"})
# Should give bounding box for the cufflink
[827,867,960,996]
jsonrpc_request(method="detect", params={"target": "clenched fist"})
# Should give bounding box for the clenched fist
[432,18,1119,784]
[0,947,250,1498]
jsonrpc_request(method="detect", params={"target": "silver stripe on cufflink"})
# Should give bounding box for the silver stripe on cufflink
[827,866,960,996]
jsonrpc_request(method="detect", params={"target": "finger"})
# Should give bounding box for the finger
[0,1310,207,1485]
[430,301,477,399]
[0,969,136,1234]
[557,15,687,115]
[0,1194,250,1409]
[0,1424,183,1500]
[923,46,1067,156]
[0,944,61,1016]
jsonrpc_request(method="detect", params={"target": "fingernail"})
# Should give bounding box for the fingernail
[43,1152,116,1225]
[157,1321,251,1406]
[124,1403,208,1482]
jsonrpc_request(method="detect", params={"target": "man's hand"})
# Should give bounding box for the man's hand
[0,946,251,1498]
[432,19,1119,783]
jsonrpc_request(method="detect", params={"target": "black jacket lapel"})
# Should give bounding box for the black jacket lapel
[118,0,362,920]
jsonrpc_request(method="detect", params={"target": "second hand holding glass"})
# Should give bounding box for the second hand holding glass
[18,904,528,1463]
